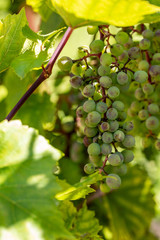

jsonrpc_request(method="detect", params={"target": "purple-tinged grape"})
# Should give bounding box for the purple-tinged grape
[149,65,160,79]
[98,65,111,76]
[138,60,149,72]
[110,44,124,57]
[108,153,122,166]
[122,135,135,148]
[152,53,160,64]
[142,29,154,39]
[84,68,94,77]
[142,83,154,95]
[114,130,125,142]
[115,31,129,44]
[83,136,92,147]
[123,121,134,131]
[118,111,127,121]
[106,174,121,189]
[114,164,127,175]
[115,152,124,162]
[118,50,129,63]
[71,63,83,76]
[138,109,149,120]
[84,127,98,137]
[99,122,110,132]
[88,143,101,156]
[106,108,118,120]
[134,70,148,83]
[148,103,159,114]
[139,38,151,50]
[101,143,112,155]
[84,163,95,174]
[57,56,73,71]
[128,47,140,59]
[135,88,145,100]
[130,101,142,112]
[154,29,160,42]
[155,139,160,150]
[117,72,128,85]
[100,53,112,66]
[89,40,104,53]
[87,25,98,35]
[83,100,96,113]
[109,120,119,132]
[96,102,108,113]
[112,101,125,111]
[76,106,85,118]
[108,86,120,99]
[87,111,101,126]
[122,150,134,163]
[70,76,82,89]
[99,76,112,88]
[82,84,95,97]
[124,37,133,49]
[102,132,113,143]
[146,116,160,130]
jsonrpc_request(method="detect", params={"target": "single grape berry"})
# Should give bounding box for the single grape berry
[106,108,118,120]
[101,143,112,155]
[99,76,112,88]
[102,132,113,143]
[138,109,149,120]
[100,122,110,132]
[123,121,134,131]
[109,120,119,132]
[76,106,85,118]
[107,86,120,99]
[145,116,160,130]
[114,130,125,142]
[138,60,149,72]
[71,63,82,75]
[84,163,95,174]
[142,83,154,95]
[152,53,160,64]
[70,76,82,89]
[142,29,154,39]
[106,174,121,189]
[83,100,96,113]
[134,88,145,100]
[89,40,104,53]
[118,50,129,63]
[134,71,148,83]
[98,65,111,76]
[128,47,140,59]
[117,72,128,85]
[87,25,98,35]
[149,65,160,79]
[100,53,112,66]
[84,68,94,77]
[115,31,129,44]
[82,84,95,97]
[96,102,108,113]
[148,103,159,115]
[57,56,73,71]
[112,101,125,111]
[110,44,124,57]
[108,153,122,166]
[139,38,151,50]
[118,111,127,122]
[84,127,98,137]
[122,135,135,148]
[122,150,134,163]
[155,139,160,150]
[87,142,101,156]
[87,111,101,126]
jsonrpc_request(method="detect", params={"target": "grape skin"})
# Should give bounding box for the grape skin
[87,143,101,155]
[117,72,128,85]
[112,101,125,111]
[134,71,148,83]
[87,111,101,126]
[90,40,104,53]
[122,150,134,163]
[87,26,98,35]
[82,84,95,97]
[145,116,160,130]
[108,153,122,166]
[102,132,113,143]
[109,120,119,132]
[84,163,95,174]
[100,122,110,132]
[83,100,96,113]
[106,108,118,120]
[84,127,98,137]
[122,135,135,148]
[114,130,125,142]
[101,143,112,155]
[100,53,112,66]
[106,174,121,189]
[107,86,120,99]
[96,102,108,113]
[99,76,112,88]
[57,56,73,71]
[148,103,159,114]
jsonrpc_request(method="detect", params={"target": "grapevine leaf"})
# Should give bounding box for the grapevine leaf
[51,0,160,27]
[0,8,27,73]
[55,172,106,200]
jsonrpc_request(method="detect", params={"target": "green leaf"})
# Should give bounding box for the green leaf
[56,172,106,200]
[0,8,27,73]
[0,120,75,240]
[51,0,160,27]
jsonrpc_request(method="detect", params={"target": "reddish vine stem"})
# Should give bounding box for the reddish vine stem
[6,27,74,121]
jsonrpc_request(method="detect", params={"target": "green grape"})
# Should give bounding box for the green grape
[139,38,151,50]
[84,163,95,174]
[84,127,98,137]
[89,155,101,166]
[142,83,154,95]
[102,132,113,143]
[138,60,149,71]
[106,174,121,189]
[108,153,122,166]
[87,111,101,126]
[115,31,129,44]
[99,76,112,88]
[130,101,142,112]
[112,101,125,111]
[82,84,95,97]
[134,88,145,100]
[134,70,148,83]
[118,111,127,121]
[84,68,94,77]
[152,53,160,64]
[78,46,88,58]
[114,130,125,142]
[100,183,111,193]
[70,76,82,89]
[57,56,73,71]
[122,150,134,163]
[149,65,160,79]
[114,164,127,175]
[124,37,133,49]
[61,117,74,133]
[98,65,111,76]
[109,120,119,132]
[83,100,96,113]
[118,50,129,63]
[110,44,124,57]
[155,139,160,150]
[71,63,83,75]
[148,103,159,114]
[99,122,110,132]
[96,102,108,113]
[146,116,160,130]
[101,143,112,155]
[106,108,118,120]
[122,135,135,148]
[115,151,124,162]
[142,29,154,39]
[117,72,128,85]
[154,29,160,42]
[100,53,112,66]
[128,47,140,59]
[136,24,146,33]
[76,106,86,118]
[83,136,92,147]
[107,86,120,99]
[138,109,149,120]
[123,121,134,131]
[89,40,104,53]
[87,142,101,156]
[87,25,98,35]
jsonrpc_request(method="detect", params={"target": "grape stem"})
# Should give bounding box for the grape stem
[5,26,74,121]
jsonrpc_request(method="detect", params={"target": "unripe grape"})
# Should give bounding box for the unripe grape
[142,83,154,95]
[100,53,112,66]
[124,37,133,49]
[114,164,127,175]
[84,163,95,174]
[84,68,94,77]
[89,40,104,53]
[102,132,113,143]
[70,76,82,89]
[89,155,101,165]
[78,46,88,58]
[146,116,160,130]
[87,111,101,126]
[155,139,160,150]
[100,183,111,193]
[149,65,160,78]
[117,72,128,85]
[135,88,145,100]
[96,102,108,113]
[123,121,134,131]
[98,65,111,76]
[87,142,101,155]
[148,103,159,114]
[83,100,96,113]
[138,60,149,72]
[134,71,148,83]
[108,153,122,166]
[57,56,73,71]
[112,101,125,111]
[152,53,160,64]
[82,84,95,97]
[99,76,112,88]
[122,150,134,163]
[118,50,129,63]
[87,25,98,35]
[84,127,98,137]
[115,152,124,162]
[108,86,120,99]
[62,117,74,133]
[128,47,140,59]
[101,143,112,155]
[122,135,135,148]
[154,29,160,42]
[76,106,85,118]
[109,120,119,132]
[115,31,129,44]
[118,111,127,121]
[139,38,151,50]
[83,136,92,147]
[110,44,124,57]
[100,122,110,132]
[142,29,154,39]
[106,108,118,120]
[114,130,125,142]
[106,174,121,189]
[138,109,149,120]
[71,63,82,75]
